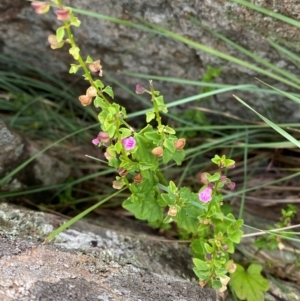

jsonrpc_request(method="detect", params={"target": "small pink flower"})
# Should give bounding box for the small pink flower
[135,84,145,94]
[122,137,136,150]
[88,60,102,76]
[207,183,214,189]
[220,175,227,183]
[200,172,209,184]
[92,137,100,145]
[92,131,110,146]
[55,9,70,21]
[199,187,212,203]
[31,2,50,14]
[227,182,236,190]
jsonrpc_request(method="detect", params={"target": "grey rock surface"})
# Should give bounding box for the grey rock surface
[1,1,300,122]
[0,202,217,301]
[0,119,70,191]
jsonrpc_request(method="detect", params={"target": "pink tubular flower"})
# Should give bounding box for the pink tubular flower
[88,60,103,76]
[227,182,236,190]
[92,131,110,146]
[122,137,136,151]
[200,172,209,184]
[55,9,70,21]
[220,175,227,183]
[199,187,212,203]
[31,2,50,14]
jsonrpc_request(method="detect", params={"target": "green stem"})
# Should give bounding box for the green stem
[156,169,168,186]
[149,81,162,129]
[57,0,110,106]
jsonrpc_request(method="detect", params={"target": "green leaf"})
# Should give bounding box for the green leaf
[103,86,114,99]
[106,123,116,137]
[169,181,178,193]
[155,95,165,106]
[69,64,81,74]
[172,150,185,165]
[162,149,173,164]
[161,193,175,206]
[227,219,244,234]
[212,280,222,290]
[146,111,155,123]
[94,97,105,108]
[56,26,65,43]
[86,55,93,63]
[176,205,200,233]
[204,243,214,253]
[70,16,81,27]
[94,79,104,89]
[193,258,208,270]
[191,238,206,257]
[144,131,161,143]
[163,126,176,134]
[114,141,122,154]
[163,138,176,153]
[69,46,80,60]
[230,264,269,301]
[207,172,220,182]
[123,193,163,223]
[133,125,159,169]
[228,229,243,243]
[119,128,132,138]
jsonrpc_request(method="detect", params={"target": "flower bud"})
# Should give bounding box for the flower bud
[86,86,97,97]
[151,146,163,157]
[168,206,177,217]
[222,244,229,251]
[118,168,128,178]
[104,149,116,160]
[227,182,236,190]
[205,253,212,261]
[220,175,227,183]
[225,260,237,274]
[174,138,186,150]
[78,95,92,106]
[200,172,209,184]
[133,173,143,183]
[88,60,103,76]
[112,180,123,190]
[135,84,145,94]
[55,9,70,21]
[48,34,64,49]
[199,281,206,287]
[31,2,50,14]
[219,275,230,293]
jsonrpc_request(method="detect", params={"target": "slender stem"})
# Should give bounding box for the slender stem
[156,169,168,186]
[57,0,110,106]
[149,81,163,129]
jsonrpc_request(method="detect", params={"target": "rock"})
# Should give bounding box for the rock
[1,1,300,121]
[0,119,70,192]
[0,202,217,301]
[0,119,25,180]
